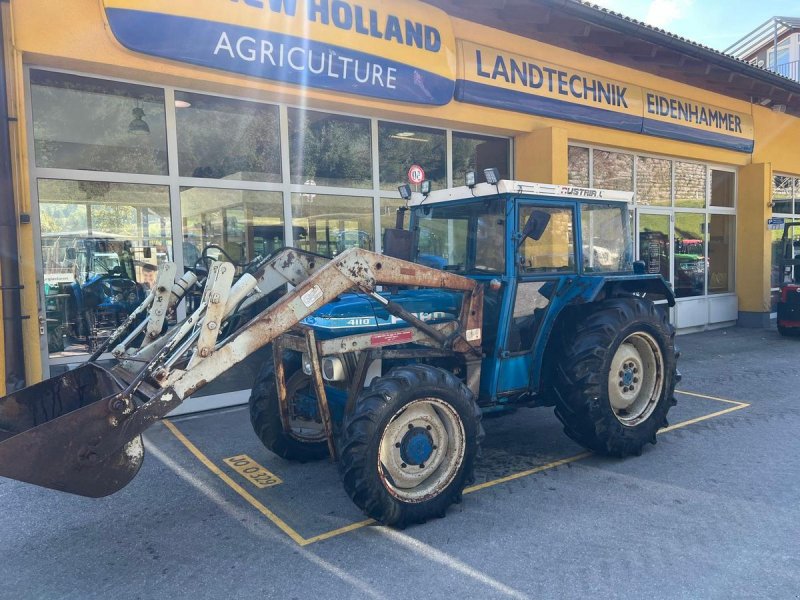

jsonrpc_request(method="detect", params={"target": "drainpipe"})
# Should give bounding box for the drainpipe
[0,4,26,392]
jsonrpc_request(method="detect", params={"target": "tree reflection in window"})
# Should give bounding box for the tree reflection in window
[289,109,372,188]
[176,92,281,182]
[379,122,446,191]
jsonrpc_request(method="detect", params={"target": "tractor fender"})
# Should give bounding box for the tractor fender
[528,274,674,394]
[587,274,676,307]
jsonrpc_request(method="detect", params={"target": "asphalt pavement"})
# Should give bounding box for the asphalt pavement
[1,326,798,599]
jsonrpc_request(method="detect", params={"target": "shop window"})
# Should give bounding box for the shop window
[38,179,171,358]
[592,150,633,191]
[179,187,282,400]
[519,206,575,273]
[568,146,590,187]
[175,92,281,182]
[581,204,631,272]
[710,170,735,208]
[638,213,671,283]
[379,122,446,191]
[291,194,374,257]
[180,188,284,269]
[772,175,793,214]
[707,214,735,294]
[675,162,707,208]
[674,213,706,297]
[636,157,671,206]
[30,70,168,175]
[452,132,510,185]
[289,110,372,188]
[795,179,800,215]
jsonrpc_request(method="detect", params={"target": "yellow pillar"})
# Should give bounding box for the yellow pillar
[514,127,569,184]
[736,162,772,327]
[5,3,42,385]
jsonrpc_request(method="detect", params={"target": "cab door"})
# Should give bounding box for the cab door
[495,201,578,396]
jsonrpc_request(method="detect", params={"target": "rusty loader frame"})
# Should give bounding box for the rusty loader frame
[0,248,482,498]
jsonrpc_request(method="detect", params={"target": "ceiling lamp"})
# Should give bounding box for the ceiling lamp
[128,106,150,134]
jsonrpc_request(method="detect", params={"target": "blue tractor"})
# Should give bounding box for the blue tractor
[0,179,677,529]
[247,179,678,526]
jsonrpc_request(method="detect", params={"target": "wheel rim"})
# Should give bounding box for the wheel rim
[607,332,664,426]
[378,398,465,503]
[285,372,326,443]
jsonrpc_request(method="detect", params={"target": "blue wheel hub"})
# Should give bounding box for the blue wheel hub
[622,369,634,386]
[399,427,434,466]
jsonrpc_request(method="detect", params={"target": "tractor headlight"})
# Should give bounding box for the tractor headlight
[322,357,345,382]
[301,353,313,376]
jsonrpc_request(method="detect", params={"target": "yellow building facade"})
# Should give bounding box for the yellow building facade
[2,0,799,399]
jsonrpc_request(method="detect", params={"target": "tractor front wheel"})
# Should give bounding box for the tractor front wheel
[552,298,678,457]
[339,365,483,527]
[248,353,329,462]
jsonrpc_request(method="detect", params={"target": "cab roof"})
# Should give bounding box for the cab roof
[406,180,634,206]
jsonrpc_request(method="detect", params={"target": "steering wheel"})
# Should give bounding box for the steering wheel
[105,265,126,278]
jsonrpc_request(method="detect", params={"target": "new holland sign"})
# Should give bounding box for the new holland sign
[102,0,457,105]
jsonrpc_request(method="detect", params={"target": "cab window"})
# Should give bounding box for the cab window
[581,203,632,273]
[413,200,506,274]
[518,206,575,273]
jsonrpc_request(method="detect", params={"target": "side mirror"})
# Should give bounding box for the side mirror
[518,210,551,246]
[65,248,77,261]
[633,260,646,275]
[383,228,413,261]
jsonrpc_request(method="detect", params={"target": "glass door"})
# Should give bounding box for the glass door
[637,210,672,286]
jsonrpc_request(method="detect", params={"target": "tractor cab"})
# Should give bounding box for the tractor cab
[399,180,674,404]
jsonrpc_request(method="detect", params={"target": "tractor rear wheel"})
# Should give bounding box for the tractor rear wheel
[551,298,677,457]
[248,353,328,462]
[338,365,483,527]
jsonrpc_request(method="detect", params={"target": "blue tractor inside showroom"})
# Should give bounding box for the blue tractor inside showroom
[0,178,678,528]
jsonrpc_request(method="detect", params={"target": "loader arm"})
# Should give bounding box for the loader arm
[0,248,482,498]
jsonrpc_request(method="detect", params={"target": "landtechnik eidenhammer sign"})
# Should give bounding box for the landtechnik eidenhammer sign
[456,41,754,153]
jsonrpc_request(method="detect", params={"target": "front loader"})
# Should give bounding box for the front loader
[0,178,679,527]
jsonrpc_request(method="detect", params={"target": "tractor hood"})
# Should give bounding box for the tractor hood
[302,289,462,338]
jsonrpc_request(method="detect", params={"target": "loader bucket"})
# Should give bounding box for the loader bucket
[0,363,144,497]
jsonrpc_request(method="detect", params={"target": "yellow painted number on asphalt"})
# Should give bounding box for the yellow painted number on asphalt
[223,454,283,489]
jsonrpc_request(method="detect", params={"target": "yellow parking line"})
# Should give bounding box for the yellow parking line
[675,389,748,406]
[464,452,592,494]
[303,519,376,544]
[658,403,749,434]
[161,420,311,547]
[163,389,748,547]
